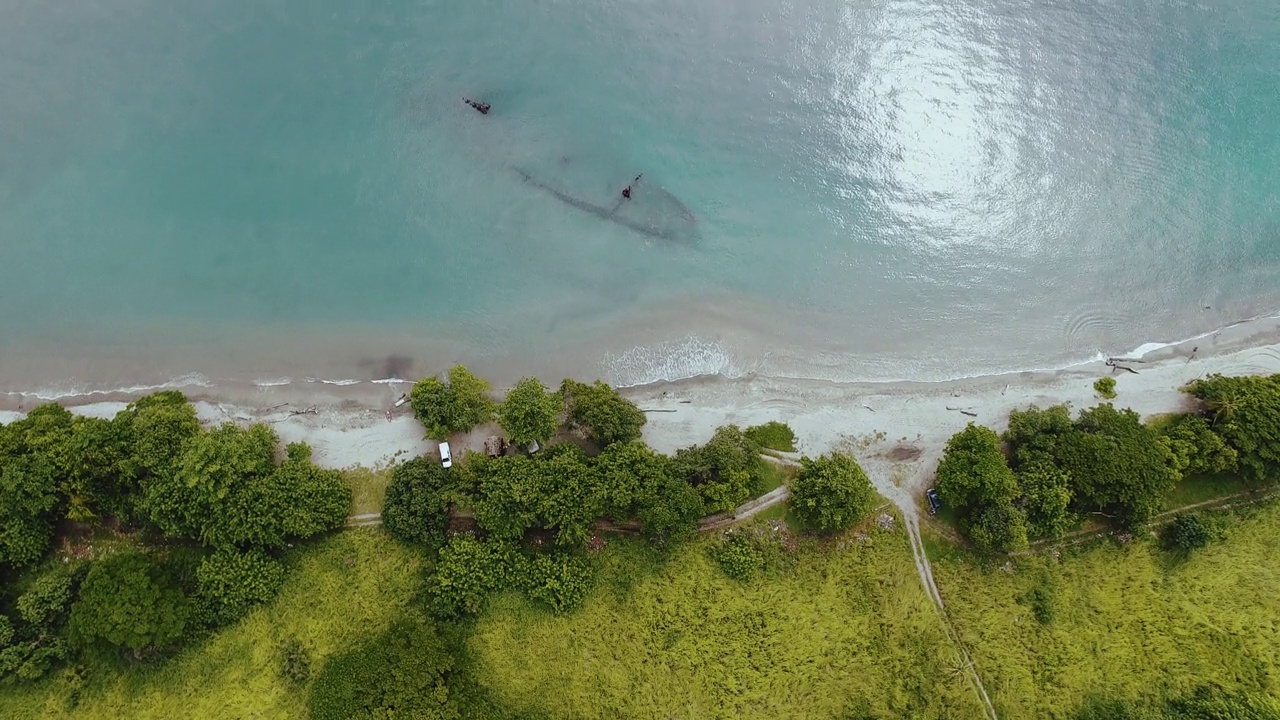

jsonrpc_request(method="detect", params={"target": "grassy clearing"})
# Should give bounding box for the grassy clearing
[931,500,1280,719]
[342,466,393,516]
[1161,472,1254,510]
[468,527,986,720]
[1,529,422,719]
[755,460,794,496]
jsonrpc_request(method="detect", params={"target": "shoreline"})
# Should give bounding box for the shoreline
[4,314,1280,509]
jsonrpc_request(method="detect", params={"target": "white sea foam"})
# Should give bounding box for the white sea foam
[2,373,213,401]
[603,336,749,387]
[253,377,293,387]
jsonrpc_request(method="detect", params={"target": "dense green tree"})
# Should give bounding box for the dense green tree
[789,453,875,534]
[144,422,350,545]
[268,443,351,541]
[426,536,525,619]
[143,422,276,541]
[16,567,79,628]
[744,421,797,452]
[935,423,1019,512]
[1003,404,1075,469]
[472,456,544,541]
[60,416,133,522]
[68,552,190,654]
[559,379,646,447]
[673,425,762,514]
[1016,461,1075,539]
[144,425,349,549]
[115,391,201,485]
[535,445,603,547]
[382,457,455,546]
[966,500,1029,553]
[1184,374,1280,482]
[0,453,60,568]
[411,365,497,441]
[1061,404,1179,527]
[498,377,560,448]
[1160,414,1238,476]
[594,440,667,520]
[308,613,459,720]
[634,475,704,546]
[195,547,286,625]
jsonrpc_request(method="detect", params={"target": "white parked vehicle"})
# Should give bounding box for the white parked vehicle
[439,441,452,469]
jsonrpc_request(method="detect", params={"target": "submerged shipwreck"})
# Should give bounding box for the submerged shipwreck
[513,167,698,243]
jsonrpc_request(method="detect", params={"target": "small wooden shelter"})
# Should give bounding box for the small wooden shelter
[484,435,506,458]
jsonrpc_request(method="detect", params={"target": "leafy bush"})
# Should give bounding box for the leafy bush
[673,425,762,514]
[710,531,767,582]
[1063,404,1179,527]
[68,552,191,654]
[195,548,286,626]
[524,552,594,614]
[426,536,526,619]
[936,424,1028,551]
[411,365,496,441]
[382,456,455,547]
[16,567,79,628]
[1093,376,1117,399]
[559,379,646,447]
[308,613,459,720]
[789,453,875,534]
[1162,513,1212,552]
[277,636,311,687]
[0,438,60,568]
[744,421,797,452]
[498,377,561,448]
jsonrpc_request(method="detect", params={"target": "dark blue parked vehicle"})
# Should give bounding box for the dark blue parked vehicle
[925,488,941,515]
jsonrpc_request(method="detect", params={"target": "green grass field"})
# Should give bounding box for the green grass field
[929,501,1280,719]
[467,527,986,720]
[1,529,422,719]
[342,466,393,517]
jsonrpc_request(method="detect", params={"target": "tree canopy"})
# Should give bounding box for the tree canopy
[789,453,875,534]
[382,457,456,547]
[69,552,190,654]
[1184,374,1280,483]
[672,425,762,514]
[143,424,350,549]
[559,379,646,447]
[411,365,496,441]
[498,377,560,448]
[935,423,1028,552]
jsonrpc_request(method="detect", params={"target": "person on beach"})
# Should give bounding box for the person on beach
[463,98,490,114]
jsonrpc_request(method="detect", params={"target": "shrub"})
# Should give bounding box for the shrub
[524,552,594,614]
[498,377,561,448]
[710,531,766,582]
[411,365,496,441]
[382,456,454,547]
[789,453,875,534]
[277,636,311,687]
[195,548,286,626]
[1064,404,1179,527]
[308,613,458,720]
[1094,376,1117,399]
[0,451,60,569]
[743,421,797,452]
[935,424,1019,512]
[965,500,1029,553]
[426,536,526,619]
[559,379,646,447]
[1162,513,1212,552]
[16,567,78,628]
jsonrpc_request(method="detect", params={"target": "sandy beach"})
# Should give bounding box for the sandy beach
[5,314,1280,519]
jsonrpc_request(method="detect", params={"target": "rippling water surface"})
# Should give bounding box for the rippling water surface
[1,0,1277,391]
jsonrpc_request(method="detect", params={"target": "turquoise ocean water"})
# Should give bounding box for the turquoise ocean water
[1,0,1278,395]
